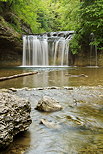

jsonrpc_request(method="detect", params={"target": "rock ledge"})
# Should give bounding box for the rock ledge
[0,92,32,149]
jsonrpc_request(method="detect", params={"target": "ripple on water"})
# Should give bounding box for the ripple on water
[1,87,103,154]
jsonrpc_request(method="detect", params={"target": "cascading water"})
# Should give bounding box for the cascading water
[22,31,74,66]
[89,33,98,67]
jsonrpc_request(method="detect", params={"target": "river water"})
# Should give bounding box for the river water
[0,66,103,88]
[0,66,103,154]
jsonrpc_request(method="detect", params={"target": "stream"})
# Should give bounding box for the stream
[0,66,103,154]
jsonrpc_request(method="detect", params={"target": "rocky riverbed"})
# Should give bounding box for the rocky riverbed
[0,86,103,154]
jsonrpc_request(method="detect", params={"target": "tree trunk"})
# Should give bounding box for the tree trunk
[0,72,38,81]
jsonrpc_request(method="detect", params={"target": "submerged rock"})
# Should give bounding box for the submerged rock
[66,115,84,126]
[40,119,60,129]
[0,92,32,149]
[65,74,88,77]
[35,96,62,112]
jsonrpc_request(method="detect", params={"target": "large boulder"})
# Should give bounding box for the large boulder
[0,92,32,149]
[35,96,62,112]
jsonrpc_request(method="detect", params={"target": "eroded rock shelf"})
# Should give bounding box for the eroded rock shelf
[0,92,32,149]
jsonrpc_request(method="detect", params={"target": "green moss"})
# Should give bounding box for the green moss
[0,15,22,44]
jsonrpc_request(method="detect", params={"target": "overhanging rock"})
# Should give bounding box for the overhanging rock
[0,92,32,149]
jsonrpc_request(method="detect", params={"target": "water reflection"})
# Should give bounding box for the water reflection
[22,67,103,88]
[23,71,49,88]
[0,67,103,89]
[0,67,99,88]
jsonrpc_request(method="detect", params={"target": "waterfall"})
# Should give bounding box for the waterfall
[22,31,74,66]
[89,33,98,67]
[22,35,26,66]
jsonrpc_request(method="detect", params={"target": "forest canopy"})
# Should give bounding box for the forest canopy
[0,0,103,52]
[75,0,103,52]
[0,0,80,33]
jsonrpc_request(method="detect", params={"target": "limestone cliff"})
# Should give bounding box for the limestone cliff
[0,2,32,66]
[0,16,23,66]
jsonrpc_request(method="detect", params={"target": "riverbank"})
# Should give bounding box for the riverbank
[1,86,103,153]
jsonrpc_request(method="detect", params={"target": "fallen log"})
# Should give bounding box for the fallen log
[0,72,38,81]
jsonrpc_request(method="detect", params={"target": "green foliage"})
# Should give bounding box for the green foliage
[69,0,103,54]
[57,0,80,31]
[77,0,103,50]
[0,0,80,33]
[70,33,81,54]
[0,0,102,53]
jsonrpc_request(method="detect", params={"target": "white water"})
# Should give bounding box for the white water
[22,32,73,66]
[90,33,98,67]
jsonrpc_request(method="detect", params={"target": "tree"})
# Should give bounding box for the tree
[79,0,103,50]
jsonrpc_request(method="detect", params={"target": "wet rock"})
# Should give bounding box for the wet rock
[0,89,10,93]
[47,31,74,38]
[79,74,88,77]
[35,96,62,112]
[0,92,32,149]
[36,87,44,90]
[49,86,59,89]
[45,86,60,90]
[63,87,74,90]
[40,119,60,129]
[9,88,17,92]
[66,115,83,126]
[58,32,65,37]
[65,74,88,77]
